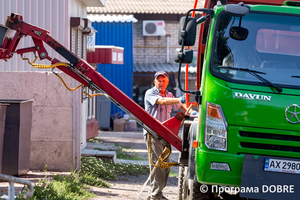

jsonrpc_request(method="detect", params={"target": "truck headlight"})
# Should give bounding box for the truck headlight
[204,102,227,151]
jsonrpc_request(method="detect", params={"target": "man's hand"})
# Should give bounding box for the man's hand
[179,95,186,104]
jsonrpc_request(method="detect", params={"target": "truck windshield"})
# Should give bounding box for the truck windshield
[211,11,300,89]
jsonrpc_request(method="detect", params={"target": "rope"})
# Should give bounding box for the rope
[147,132,179,169]
[185,104,193,115]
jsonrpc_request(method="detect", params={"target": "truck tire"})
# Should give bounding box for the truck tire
[178,119,218,200]
[178,165,215,200]
[178,166,184,200]
[178,120,193,200]
[192,181,211,200]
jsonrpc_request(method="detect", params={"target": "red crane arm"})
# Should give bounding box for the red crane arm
[0,13,185,151]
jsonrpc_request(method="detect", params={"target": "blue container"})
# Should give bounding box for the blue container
[92,22,134,115]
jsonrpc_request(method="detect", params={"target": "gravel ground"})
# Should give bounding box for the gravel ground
[89,128,181,200]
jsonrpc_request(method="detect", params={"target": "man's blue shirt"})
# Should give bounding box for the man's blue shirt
[143,86,181,135]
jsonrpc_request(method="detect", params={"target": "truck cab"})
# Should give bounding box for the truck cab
[178,1,300,199]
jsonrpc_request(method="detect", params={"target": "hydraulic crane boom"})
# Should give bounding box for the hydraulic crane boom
[0,13,186,151]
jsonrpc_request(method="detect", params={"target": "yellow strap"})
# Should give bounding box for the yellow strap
[147,132,178,169]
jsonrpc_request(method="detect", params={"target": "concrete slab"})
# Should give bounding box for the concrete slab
[116,159,149,166]
[81,149,116,163]
[85,142,121,151]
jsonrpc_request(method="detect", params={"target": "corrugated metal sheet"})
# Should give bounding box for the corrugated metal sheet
[134,63,178,73]
[134,63,197,73]
[0,0,69,72]
[92,22,134,115]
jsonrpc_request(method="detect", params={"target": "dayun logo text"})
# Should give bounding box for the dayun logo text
[234,92,271,102]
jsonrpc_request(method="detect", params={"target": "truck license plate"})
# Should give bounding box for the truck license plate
[264,158,300,174]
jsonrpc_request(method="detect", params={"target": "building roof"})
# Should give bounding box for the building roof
[87,0,204,14]
[87,14,138,22]
[83,0,105,7]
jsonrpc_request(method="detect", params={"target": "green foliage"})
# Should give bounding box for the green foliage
[43,164,48,172]
[81,157,116,180]
[87,137,104,143]
[87,138,99,143]
[114,143,147,161]
[80,157,149,181]
[16,173,96,200]
[169,169,178,177]
[79,173,109,188]
[15,154,150,199]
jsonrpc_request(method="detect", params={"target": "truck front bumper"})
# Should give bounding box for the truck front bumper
[195,148,244,187]
[195,150,300,199]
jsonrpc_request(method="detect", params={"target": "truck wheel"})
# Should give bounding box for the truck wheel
[178,166,184,200]
[178,165,215,200]
[192,182,214,200]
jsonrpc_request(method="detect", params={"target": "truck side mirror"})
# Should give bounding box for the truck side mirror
[178,16,196,46]
[230,26,248,41]
[175,48,193,64]
[196,16,208,25]
[225,4,249,17]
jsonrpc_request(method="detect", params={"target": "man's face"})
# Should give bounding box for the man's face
[154,75,169,93]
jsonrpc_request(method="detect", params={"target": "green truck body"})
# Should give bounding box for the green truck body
[178,1,300,199]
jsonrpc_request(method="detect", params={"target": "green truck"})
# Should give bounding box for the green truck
[177,1,300,199]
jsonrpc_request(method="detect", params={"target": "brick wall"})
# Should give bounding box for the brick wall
[133,20,199,64]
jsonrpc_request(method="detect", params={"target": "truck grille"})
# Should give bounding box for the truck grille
[240,142,300,153]
[240,131,300,142]
[239,131,300,153]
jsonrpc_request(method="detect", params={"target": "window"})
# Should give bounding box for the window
[211,11,300,88]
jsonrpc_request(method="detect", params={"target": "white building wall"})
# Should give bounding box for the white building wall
[69,0,88,18]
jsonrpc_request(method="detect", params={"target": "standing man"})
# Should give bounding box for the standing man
[144,71,194,200]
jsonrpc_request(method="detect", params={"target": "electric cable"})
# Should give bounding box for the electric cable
[54,72,83,91]
[84,92,105,98]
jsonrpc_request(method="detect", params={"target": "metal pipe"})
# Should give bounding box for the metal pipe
[0,174,33,199]
[166,34,170,63]
[9,181,14,200]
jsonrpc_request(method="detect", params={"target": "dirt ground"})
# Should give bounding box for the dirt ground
[88,173,179,200]
[89,129,181,200]
[0,128,181,200]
